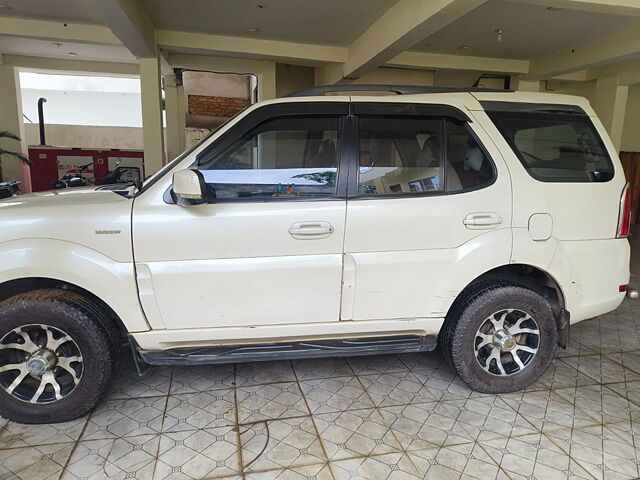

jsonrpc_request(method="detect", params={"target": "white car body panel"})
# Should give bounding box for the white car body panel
[0,91,630,352]
[0,188,149,332]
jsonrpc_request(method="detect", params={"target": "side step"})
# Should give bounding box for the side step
[131,335,437,371]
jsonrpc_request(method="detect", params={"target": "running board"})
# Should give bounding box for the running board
[130,335,437,371]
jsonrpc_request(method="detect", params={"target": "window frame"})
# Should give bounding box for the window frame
[347,103,497,200]
[164,102,350,204]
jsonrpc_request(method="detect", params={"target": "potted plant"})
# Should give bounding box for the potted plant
[0,130,31,166]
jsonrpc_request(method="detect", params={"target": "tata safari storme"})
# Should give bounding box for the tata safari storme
[0,85,631,424]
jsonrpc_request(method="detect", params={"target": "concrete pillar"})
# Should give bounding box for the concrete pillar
[511,75,542,92]
[258,61,276,101]
[140,54,166,174]
[164,73,186,161]
[0,63,30,191]
[593,74,629,151]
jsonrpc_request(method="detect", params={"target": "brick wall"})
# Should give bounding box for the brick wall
[188,95,249,118]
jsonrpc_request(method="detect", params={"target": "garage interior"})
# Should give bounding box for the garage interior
[0,0,639,479]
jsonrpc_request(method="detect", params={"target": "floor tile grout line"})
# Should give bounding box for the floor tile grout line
[232,363,246,480]
[541,429,602,480]
[475,441,526,480]
[290,358,335,480]
[147,365,174,480]
[57,408,92,479]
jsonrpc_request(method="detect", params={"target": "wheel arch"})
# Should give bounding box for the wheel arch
[0,277,129,340]
[446,263,569,347]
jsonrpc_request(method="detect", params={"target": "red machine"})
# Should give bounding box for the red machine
[28,146,145,192]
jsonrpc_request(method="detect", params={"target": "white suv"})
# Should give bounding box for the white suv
[0,86,631,424]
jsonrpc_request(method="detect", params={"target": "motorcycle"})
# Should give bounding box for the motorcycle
[0,180,21,199]
[100,159,140,185]
[53,162,93,189]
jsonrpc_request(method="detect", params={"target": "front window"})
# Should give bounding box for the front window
[196,116,340,199]
[487,109,614,182]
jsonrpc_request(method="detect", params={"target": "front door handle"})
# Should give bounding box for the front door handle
[289,221,334,239]
[463,212,503,229]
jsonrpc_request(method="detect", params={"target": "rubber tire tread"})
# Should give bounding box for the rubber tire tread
[439,283,558,393]
[0,289,117,424]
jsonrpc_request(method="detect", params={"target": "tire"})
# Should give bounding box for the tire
[439,283,558,393]
[0,289,117,424]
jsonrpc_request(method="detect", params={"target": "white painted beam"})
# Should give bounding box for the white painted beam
[332,0,487,83]
[507,0,640,16]
[3,55,139,76]
[82,0,156,58]
[387,51,529,74]
[527,26,640,80]
[0,17,119,45]
[157,30,346,64]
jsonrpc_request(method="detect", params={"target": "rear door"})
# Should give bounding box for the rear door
[341,101,512,321]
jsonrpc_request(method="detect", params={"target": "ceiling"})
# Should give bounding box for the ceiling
[0,0,637,69]
[139,0,397,46]
[413,0,640,59]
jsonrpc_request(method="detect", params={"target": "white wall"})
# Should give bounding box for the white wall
[24,123,144,150]
[22,89,143,128]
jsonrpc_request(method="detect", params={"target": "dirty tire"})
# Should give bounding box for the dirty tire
[0,289,117,424]
[439,283,558,393]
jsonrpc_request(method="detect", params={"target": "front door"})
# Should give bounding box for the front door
[341,103,512,321]
[133,103,349,329]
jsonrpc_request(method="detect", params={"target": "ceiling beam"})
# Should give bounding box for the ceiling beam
[156,30,347,64]
[327,0,487,83]
[527,26,640,80]
[0,17,120,45]
[387,51,529,74]
[506,0,640,16]
[3,54,139,76]
[81,0,156,58]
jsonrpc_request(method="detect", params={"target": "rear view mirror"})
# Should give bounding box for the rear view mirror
[172,169,207,206]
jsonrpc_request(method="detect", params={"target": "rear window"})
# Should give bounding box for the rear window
[486,109,614,182]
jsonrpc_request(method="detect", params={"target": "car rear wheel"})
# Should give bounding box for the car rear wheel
[0,289,117,424]
[440,283,558,393]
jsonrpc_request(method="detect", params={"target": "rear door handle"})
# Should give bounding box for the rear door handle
[463,212,503,229]
[289,221,334,239]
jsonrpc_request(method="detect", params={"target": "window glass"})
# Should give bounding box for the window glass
[487,111,614,182]
[197,116,340,199]
[446,120,494,191]
[357,117,443,195]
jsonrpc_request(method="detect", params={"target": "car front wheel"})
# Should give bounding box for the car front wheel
[0,289,117,424]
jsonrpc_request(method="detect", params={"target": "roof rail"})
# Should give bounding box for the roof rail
[286,84,511,97]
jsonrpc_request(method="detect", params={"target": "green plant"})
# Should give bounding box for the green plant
[0,130,31,166]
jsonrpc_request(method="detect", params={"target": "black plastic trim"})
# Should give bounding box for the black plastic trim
[133,335,437,366]
[287,84,511,97]
[480,101,588,115]
[352,102,471,123]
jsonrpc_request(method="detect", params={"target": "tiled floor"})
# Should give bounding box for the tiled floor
[2,238,640,480]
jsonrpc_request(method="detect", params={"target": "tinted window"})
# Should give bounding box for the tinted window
[197,116,340,199]
[446,120,494,191]
[487,111,614,182]
[356,117,494,195]
[357,117,443,195]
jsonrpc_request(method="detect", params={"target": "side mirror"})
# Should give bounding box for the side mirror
[172,169,207,206]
